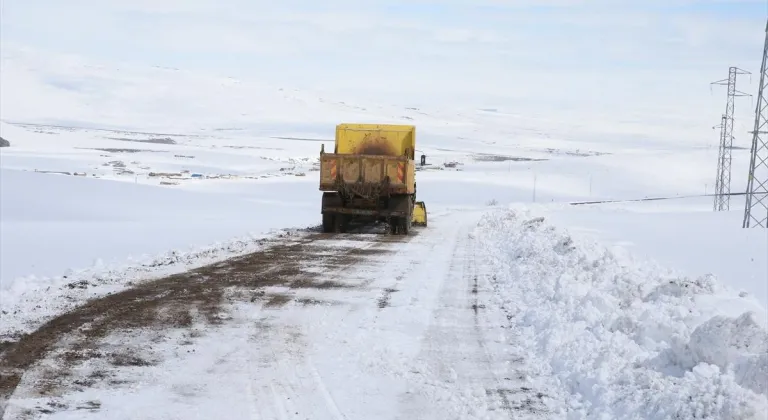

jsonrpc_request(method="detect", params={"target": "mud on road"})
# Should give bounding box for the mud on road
[0,226,414,418]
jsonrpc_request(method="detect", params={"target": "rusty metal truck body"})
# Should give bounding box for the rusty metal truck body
[319,123,427,234]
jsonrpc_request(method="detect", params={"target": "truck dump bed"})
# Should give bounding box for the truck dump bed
[334,123,416,159]
[320,123,417,196]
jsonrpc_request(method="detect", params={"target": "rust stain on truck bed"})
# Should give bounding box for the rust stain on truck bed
[354,134,398,156]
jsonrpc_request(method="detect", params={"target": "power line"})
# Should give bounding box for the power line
[570,191,757,207]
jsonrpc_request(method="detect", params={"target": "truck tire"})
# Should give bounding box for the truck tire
[334,214,348,233]
[400,216,411,235]
[400,200,413,235]
[321,192,342,233]
[387,216,410,235]
[387,195,412,235]
[322,213,334,233]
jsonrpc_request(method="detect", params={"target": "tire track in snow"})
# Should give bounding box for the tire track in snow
[468,232,551,417]
[247,310,345,419]
[308,356,347,420]
[395,226,549,419]
[242,234,419,420]
[395,225,497,418]
[467,235,516,414]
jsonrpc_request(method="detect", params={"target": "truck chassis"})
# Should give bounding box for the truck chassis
[321,190,415,235]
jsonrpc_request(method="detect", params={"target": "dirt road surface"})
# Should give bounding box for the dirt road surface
[0,211,552,419]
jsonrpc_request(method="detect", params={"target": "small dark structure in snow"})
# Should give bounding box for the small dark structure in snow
[0,137,9,147]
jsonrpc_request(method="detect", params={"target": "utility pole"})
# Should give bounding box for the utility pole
[711,67,752,211]
[743,18,768,228]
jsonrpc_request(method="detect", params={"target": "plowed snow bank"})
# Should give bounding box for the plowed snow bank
[475,209,768,420]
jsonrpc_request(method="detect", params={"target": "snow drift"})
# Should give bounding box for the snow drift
[475,208,768,420]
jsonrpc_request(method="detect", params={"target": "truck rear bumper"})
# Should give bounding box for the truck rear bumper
[321,206,408,218]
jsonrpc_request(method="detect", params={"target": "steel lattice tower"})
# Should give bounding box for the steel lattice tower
[713,114,728,211]
[743,19,768,228]
[712,67,752,211]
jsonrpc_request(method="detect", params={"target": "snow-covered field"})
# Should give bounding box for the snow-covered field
[1,45,767,419]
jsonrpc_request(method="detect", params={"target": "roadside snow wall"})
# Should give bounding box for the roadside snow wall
[475,208,768,420]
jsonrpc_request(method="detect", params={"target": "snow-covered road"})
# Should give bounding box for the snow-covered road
[243,209,551,419]
[2,208,766,420]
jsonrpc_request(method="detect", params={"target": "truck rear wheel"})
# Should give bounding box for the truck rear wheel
[389,218,399,235]
[388,216,410,235]
[334,214,348,233]
[400,216,411,235]
[321,192,342,233]
[322,213,334,233]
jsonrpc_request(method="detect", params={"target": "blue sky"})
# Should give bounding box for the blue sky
[1,0,766,113]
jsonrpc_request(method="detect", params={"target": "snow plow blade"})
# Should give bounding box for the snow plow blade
[412,201,427,227]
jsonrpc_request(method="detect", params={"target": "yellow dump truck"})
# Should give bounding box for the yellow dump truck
[319,123,427,234]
